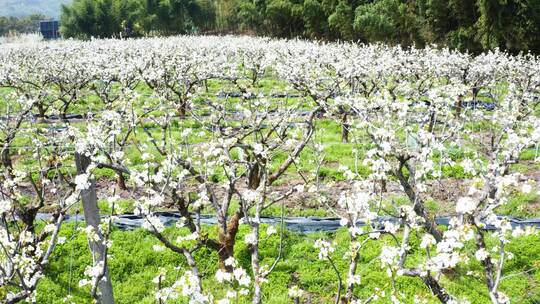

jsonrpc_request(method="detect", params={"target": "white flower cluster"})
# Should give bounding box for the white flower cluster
[215,257,251,302]
[288,285,305,298]
[456,197,477,214]
[314,239,336,259]
[74,173,91,191]
[380,246,400,277]
[338,187,377,226]
[155,270,210,304]
[79,261,105,288]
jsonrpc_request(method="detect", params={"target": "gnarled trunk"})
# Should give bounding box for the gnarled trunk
[217,212,242,271]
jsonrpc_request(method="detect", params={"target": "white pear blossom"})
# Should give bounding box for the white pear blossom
[314,239,335,259]
[74,173,91,191]
[475,248,489,261]
[456,197,477,214]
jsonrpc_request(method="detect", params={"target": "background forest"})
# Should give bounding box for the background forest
[57,0,540,54]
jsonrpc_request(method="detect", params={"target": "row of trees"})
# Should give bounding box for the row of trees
[0,15,46,37]
[60,0,215,38]
[1,35,540,303]
[60,0,540,54]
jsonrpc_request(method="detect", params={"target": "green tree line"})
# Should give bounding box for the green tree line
[60,0,540,54]
[0,14,47,36]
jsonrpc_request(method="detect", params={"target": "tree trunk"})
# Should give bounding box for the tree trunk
[472,87,479,101]
[61,103,70,123]
[455,95,463,118]
[217,212,242,271]
[116,172,127,190]
[341,113,349,143]
[178,100,187,118]
[1,147,12,173]
[422,274,451,303]
[381,179,387,193]
[428,110,436,133]
[344,256,358,301]
[75,153,115,304]
[37,103,46,121]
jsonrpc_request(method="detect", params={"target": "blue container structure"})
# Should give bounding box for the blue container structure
[40,21,60,39]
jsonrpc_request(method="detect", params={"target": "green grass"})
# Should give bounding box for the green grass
[31,223,540,303]
[496,191,540,218]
